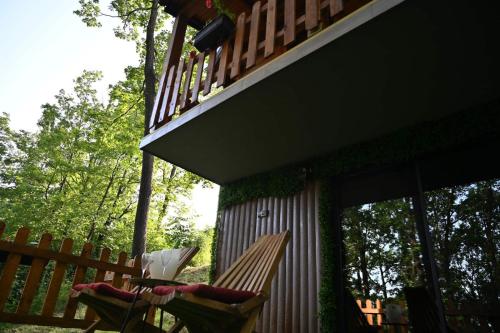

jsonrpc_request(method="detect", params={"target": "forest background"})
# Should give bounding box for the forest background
[0,0,498,332]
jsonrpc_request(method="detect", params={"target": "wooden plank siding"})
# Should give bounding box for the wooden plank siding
[215,182,322,333]
[148,0,357,131]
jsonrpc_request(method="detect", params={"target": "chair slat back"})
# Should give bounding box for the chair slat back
[175,247,200,277]
[213,231,290,294]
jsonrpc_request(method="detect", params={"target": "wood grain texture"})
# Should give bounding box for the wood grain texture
[111,251,128,288]
[64,242,93,319]
[149,69,168,129]
[191,52,205,104]
[0,227,30,311]
[330,0,344,17]
[42,238,74,316]
[246,1,262,69]
[203,50,216,96]
[284,0,296,45]
[16,233,53,315]
[306,0,320,30]
[231,12,247,79]
[84,247,111,321]
[0,241,139,276]
[168,60,186,117]
[157,65,177,126]
[217,41,231,88]
[180,56,196,111]
[264,0,277,58]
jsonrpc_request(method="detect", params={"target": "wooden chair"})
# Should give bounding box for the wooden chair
[71,247,199,333]
[404,286,452,333]
[143,231,290,333]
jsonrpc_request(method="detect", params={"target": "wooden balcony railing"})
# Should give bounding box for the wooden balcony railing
[149,0,372,131]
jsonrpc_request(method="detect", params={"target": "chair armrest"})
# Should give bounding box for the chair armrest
[234,291,269,315]
[130,278,187,288]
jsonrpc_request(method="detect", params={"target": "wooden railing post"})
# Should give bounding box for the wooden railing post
[146,0,353,122]
[150,15,188,129]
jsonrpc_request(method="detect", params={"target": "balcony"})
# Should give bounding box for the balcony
[140,0,500,184]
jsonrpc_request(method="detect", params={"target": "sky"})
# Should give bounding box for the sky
[0,0,219,229]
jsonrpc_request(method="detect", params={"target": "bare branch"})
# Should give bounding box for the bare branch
[99,6,152,19]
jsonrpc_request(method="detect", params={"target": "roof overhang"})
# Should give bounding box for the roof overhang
[141,0,500,184]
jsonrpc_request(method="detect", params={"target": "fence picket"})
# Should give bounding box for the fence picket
[0,224,140,329]
[0,227,30,311]
[84,247,111,321]
[17,233,53,314]
[64,242,93,319]
[42,238,74,316]
[111,251,128,288]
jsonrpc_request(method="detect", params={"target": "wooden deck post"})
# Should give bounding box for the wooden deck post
[150,14,188,129]
[412,162,448,333]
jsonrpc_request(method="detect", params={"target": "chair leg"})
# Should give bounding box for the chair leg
[238,308,260,333]
[84,319,101,333]
[167,321,185,333]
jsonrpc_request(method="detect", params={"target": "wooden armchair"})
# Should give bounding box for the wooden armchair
[142,231,290,333]
[71,247,199,333]
[404,286,452,333]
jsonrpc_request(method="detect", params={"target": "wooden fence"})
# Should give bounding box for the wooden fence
[357,298,409,333]
[357,297,499,333]
[0,222,141,330]
[149,0,373,130]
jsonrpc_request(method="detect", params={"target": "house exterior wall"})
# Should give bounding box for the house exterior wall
[215,181,322,333]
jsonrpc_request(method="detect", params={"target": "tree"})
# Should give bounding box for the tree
[74,0,200,256]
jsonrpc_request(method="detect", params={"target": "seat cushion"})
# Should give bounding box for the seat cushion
[73,282,137,302]
[153,284,256,304]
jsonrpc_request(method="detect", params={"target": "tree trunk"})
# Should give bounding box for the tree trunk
[379,263,388,302]
[131,0,159,257]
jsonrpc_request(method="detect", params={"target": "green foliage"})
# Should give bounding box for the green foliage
[342,180,499,316]
[212,0,235,21]
[208,214,219,284]
[318,181,336,333]
[218,167,305,209]
[0,70,207,254]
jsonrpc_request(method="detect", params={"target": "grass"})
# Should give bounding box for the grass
[1,265,210,333]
